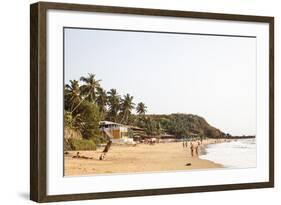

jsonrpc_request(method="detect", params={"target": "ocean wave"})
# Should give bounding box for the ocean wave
[200,139,256,168]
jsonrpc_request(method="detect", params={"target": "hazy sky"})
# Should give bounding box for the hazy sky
[64,28,256,136]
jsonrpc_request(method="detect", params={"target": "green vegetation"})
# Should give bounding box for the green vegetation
[64,73,227,151]
[120,94,135,124]
[107,88,121,122]
[136,102,147,115]
[64,138,97,151]
[64,73,144,150]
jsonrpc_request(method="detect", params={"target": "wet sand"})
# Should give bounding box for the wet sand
[64,139,228,176]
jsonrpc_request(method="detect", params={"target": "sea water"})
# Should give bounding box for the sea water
[200,139,256,168]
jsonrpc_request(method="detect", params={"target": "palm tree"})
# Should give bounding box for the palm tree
[96,87,108,114]
[136,102,147,115]
[107,89,121,122]
[80,73,101,102]
[65,80,81,112]
[120,94,135,124]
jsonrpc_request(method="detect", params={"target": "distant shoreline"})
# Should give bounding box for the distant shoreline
[228,136,255,139]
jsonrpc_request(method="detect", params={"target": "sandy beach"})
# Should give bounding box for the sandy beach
[64,139,230,176]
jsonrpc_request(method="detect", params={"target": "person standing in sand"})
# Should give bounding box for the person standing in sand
[190,141,194,157]
[195,141,200,156]
[183,137,188,148]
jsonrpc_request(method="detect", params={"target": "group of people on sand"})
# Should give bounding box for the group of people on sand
[183,140,201,157]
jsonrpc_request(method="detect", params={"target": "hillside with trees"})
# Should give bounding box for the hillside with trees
[133,114,226,139]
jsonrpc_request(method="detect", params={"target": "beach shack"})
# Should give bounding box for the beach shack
[99,121,133,143]
[126,125,146,142]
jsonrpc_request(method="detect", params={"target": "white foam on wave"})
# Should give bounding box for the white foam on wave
[200,139,256,168]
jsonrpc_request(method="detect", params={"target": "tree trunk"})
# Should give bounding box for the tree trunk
[99,140,112,160]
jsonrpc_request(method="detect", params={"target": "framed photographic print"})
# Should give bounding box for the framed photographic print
[30,1,274,202]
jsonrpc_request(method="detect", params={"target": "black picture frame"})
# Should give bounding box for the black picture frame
[30,1,274,202]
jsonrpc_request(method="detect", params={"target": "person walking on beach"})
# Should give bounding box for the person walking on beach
[190,142,194,157]
[195,141,200,156]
